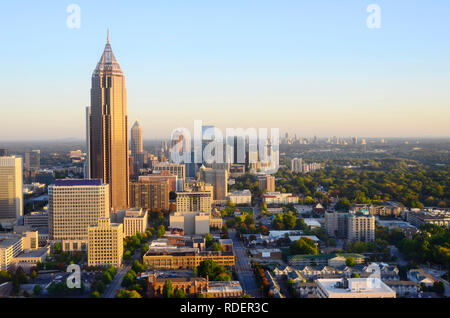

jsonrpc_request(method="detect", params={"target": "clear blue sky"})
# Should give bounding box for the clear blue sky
[1,0,449,140]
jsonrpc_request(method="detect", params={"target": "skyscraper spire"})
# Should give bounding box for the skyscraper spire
[107,28,110,44]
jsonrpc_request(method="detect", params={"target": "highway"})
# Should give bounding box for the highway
[229,229,260,298]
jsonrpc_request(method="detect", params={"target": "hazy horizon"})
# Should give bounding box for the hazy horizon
[1,1,449,140]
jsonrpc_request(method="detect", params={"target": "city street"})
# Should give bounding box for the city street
[229,229,260,298]
[102,262,131,298]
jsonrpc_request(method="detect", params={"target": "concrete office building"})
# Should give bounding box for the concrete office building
[129,178,170,211]
[316,278,396,298]
[176,190,212,213]
[0,156,23,227]
[48,179,109,251]
[0,231,39,271]
[88,218,123,267]
[88,32,129,212]
[170,212,210,235]
[113,208,148,237]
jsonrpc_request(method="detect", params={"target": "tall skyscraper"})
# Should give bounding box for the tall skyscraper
[0,156,23,226]
[48,179,109,251]
[88,32,129,212]
[24,150,40,170]
[130,120,143,157]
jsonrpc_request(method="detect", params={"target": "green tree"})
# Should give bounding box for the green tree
[157,225,166,238]
[173,288,186,298]
[90,291,101,298]
[289,237,319,255]
[162,280,173,298]
[346,257,356,267]
[33,284,43,296]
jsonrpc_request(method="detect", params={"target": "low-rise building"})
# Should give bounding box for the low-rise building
[262,192,299,205]
[316,278,396,298]
[143,248,235,270]
[227,190,252,206]
[288,253,365,267]
[407,269,437,287]
[385,280,419,297]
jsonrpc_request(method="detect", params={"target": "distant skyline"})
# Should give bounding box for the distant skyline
[1,0,450,140]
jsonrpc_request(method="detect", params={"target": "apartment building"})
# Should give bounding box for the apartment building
[347,214,375,242]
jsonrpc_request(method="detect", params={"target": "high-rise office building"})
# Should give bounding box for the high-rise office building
[129,179,170,211]
[24,150,40,170]
[0,156,23,225]
[198,167,228,201]
[130,120,143,156]
[176,191,212,213]
[48,179,109,251]
[88,217,123,267]
[88,32,129,212]
[130,120,144,176]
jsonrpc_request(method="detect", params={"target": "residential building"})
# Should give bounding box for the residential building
[350,201,405,217]
[290,158,303,173]
[385,281,419,297]
[87,218,123,267]
[258,174,275,193]
[288,253,365,267]
[348,214,375,242]
[406,210,450,228]
[407,269,437,287]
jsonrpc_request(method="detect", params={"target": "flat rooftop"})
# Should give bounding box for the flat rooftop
[54,179,103,186]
